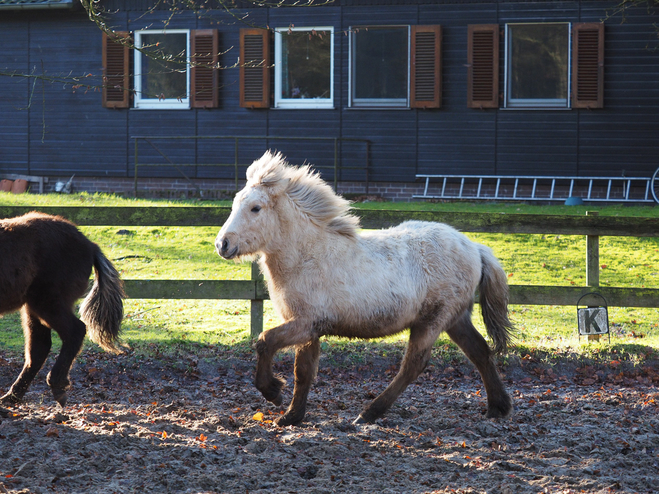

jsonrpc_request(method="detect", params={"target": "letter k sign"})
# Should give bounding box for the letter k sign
[578,307,608,335]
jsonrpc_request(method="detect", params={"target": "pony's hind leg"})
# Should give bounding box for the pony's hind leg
[276,338,321,427]
[44,311,87,406]
[1,306,52,405]
[446,311,512,419]
[355,325,437,424]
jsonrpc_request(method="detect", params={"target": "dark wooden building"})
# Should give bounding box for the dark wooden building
[1,0,658,199]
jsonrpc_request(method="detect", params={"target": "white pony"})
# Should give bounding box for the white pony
[216,151,514,426]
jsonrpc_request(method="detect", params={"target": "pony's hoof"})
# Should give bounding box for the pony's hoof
[0,392,21,405]
[485,403,513,419]
[256,376,285,406]
[276,412,304,427]
[352,415,369,425]
[52,391,68,407]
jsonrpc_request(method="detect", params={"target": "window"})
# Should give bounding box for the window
[468,22,604,110]
[134,29,190,109]
[504,23,570,108]
[274,27,334,109]
[349,25,442,109]
[350,26,409,108]
[102,30,218,109]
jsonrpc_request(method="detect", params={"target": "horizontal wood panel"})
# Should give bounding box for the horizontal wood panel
[509,285,659,308]
[1,207,658,236]
[123,279,263,300]
[125,281,659,308]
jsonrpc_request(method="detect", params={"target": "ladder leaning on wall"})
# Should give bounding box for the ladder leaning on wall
[414,169,659,204]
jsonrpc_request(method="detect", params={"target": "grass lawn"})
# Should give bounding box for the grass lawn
[0,191,657,366]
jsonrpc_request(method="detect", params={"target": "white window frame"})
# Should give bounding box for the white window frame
[504,22,572,109]
[134,29,191,110]
[274,26,334,109]
[348,25,410,108]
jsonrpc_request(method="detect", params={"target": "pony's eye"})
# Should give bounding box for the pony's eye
[251,205,262,213]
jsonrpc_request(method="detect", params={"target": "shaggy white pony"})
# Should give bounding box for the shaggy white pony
[217,151,514,426]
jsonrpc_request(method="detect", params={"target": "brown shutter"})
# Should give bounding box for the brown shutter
[467,24,499,109]
[191,29,219,108]
[240,28,270,109]
[102,31,130,108]
[410,25,442,109]
[572,23,604,109]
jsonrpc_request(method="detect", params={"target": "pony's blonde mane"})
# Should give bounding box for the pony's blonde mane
[246,151,360,237]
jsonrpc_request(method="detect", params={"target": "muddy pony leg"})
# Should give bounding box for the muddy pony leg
[1,307,53,405]
[446,311,512,419]
[254,319,312,407]
[355,325,437,424]
[276,338,321,427]
[44,310,87,407]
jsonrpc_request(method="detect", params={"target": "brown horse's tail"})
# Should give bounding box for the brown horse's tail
[477,245,515,355]
[80,246,126,353]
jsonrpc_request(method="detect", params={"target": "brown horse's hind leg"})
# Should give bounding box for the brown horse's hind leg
[45,311,87,407]
[446,311,513,419]
[1,307,52,405]
[355,325,437,424]
[276,338,321,427]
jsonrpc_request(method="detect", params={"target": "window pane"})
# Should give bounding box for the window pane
[353,27,408,100]
[509,24,569,100]
[140,33,187,100]
[280,30,331,99]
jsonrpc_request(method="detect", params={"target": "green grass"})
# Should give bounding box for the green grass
[0,191,658,364]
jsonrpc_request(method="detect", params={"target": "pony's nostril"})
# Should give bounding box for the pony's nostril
[222,238,229,253]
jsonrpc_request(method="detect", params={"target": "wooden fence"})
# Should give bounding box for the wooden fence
[1,206,658,337]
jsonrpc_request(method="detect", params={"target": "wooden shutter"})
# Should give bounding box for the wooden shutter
[467,25,499,109]
[191,29,219,108]
[102,31,130,109]
[572,23,604,109]
[410,25,442,109]
[240,28,270,109]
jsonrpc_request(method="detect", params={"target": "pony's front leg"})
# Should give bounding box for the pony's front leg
[276,338,320,427]
[1,308,52,405]
[254,319,313,407]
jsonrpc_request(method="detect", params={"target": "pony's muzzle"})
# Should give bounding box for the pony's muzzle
[216,235,238,259]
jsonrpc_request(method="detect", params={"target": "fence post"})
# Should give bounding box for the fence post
[250,261,264,338]
[586,211,600,341]
[586,211,599,287]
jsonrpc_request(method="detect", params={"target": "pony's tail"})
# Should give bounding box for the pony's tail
[80,246,126,354]
[478,245,515,355]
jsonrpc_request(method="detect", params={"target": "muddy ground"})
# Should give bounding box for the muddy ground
[0,345,658,494]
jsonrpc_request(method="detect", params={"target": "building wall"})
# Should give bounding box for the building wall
[1,0,658,197]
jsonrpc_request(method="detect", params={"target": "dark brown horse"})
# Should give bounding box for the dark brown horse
[0,212,125,412]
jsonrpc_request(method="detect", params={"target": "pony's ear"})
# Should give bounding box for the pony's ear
[262,176,291,195]
[246,151,285,182]
[246,150,291,195]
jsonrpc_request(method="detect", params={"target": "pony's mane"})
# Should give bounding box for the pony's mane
[246,151,360,238]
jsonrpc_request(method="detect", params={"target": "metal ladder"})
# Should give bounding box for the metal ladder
[414,173,659,203]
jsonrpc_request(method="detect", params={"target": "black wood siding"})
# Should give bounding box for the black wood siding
[1,1,658,185]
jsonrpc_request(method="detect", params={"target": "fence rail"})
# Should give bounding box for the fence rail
[1,206,658,337]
